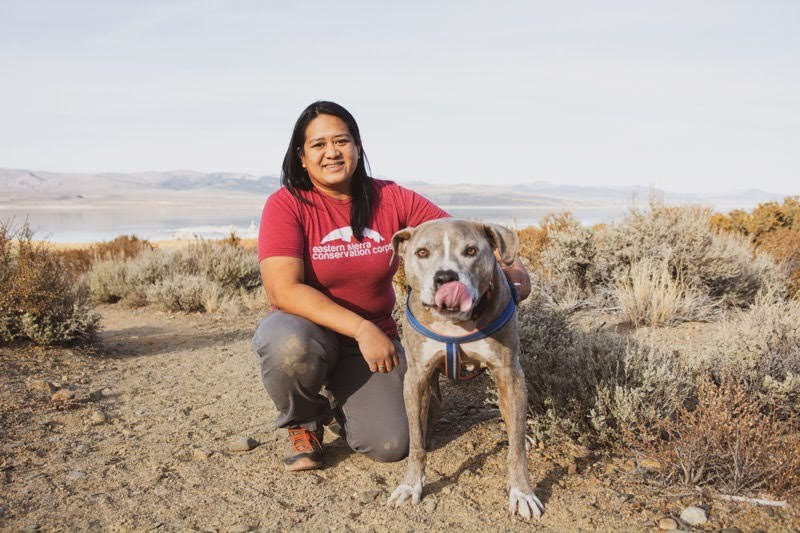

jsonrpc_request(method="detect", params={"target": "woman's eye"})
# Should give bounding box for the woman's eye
[415,248,429,258]
[336,138,348,145]
[464,246,478,256]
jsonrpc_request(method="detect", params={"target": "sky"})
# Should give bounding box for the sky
[1,0,798,194]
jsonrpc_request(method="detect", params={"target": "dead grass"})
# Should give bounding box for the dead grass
[614,258,714,326]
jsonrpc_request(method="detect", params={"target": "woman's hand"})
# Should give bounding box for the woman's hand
[354,319,399,373]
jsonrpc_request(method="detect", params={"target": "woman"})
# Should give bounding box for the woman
[251,101,530,471]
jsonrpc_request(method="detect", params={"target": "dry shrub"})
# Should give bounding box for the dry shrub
[540,224,596,296]
[393,258,408,292]
[56,235,152,276]
[695,295,800,418]
[517,212,580,268]
[86,239,261,313]
[757,227,800,296]
[239,287,270,313]
[145,275,224,313]
[187,240,261,292]
[614,258,714,326]
[0,219,99,345]
[594,203,784,307]
[712,196,800,296]
[499,293,692,446]
[639,375,800,496]
[86,257,131,303]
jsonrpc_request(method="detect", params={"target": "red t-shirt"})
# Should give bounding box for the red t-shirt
[258,178,448,337]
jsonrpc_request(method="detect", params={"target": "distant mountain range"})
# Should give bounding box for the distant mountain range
[0,168,789,210]
[0,168,280,196]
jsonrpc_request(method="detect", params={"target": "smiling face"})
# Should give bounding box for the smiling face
[299,114,360,198]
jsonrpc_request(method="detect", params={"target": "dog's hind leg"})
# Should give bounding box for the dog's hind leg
[493,362,544,520]
[386,366,433,507]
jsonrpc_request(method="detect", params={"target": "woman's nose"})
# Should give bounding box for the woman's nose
[325,142,340,157]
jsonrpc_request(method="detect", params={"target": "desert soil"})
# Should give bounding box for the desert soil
[1,305,797,532]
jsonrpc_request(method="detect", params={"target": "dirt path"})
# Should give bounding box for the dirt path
[1,305,797,531]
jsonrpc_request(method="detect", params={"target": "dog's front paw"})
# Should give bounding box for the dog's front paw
[508,487,544,520]
[386,483,422,507]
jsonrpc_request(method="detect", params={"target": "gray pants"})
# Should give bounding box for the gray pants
[250,311,409,463]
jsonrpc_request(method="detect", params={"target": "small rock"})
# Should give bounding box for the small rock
[192,448,211,461]
[658,517,678,530]
[616,493,634,504]
[766,507,776,517]
[228,526,250,533]
[101,387,113,397]
[28,380,57,393]
[639,458,661,469]
[567,462,578,475]
[51,389,75,403]
[67,470,87,480]
[22,525,40,532]
[359,489,381,503]
[90,410,107,425]
[74,444,88,454]
[423,497,437,512]
[229,437,259,452]
[680,506,708,526]
[0,506,5,517]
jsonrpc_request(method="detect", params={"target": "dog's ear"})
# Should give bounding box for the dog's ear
[483,223,519,266]
[390,228,415,266]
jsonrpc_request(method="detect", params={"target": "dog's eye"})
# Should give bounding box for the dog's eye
[464,246,478,256]
[415,248,429,258]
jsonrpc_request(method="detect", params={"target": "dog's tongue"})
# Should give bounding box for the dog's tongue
[434,281,473,312]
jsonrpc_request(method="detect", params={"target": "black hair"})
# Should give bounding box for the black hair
[281,101,374,240]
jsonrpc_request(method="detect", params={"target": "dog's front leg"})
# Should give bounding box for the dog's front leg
[493,362,544,520]
[387,366,432,507]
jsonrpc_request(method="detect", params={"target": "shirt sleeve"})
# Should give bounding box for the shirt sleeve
[398,185,450,228]
[258,191,305,261]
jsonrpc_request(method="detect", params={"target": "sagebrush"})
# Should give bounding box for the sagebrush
[0,220,99,345]
[87,239,263,313]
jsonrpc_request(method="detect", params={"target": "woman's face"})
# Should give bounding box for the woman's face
[299,114,360,197]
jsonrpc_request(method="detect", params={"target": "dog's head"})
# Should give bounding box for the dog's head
[391,219,519,321]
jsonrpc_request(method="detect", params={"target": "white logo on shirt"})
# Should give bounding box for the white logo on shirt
[312,226,393,261]
[320,226,384,244]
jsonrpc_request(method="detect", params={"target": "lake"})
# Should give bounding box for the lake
[1,203,628,243]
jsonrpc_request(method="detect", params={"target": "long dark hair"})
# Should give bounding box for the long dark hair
[281,101,374,240]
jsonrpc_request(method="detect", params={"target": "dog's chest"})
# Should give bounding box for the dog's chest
[418,336,499,369]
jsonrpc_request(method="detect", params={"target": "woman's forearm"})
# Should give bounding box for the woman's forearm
[270,282,368,339]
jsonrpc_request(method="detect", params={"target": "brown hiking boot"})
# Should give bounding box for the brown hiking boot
[284,427,324,471]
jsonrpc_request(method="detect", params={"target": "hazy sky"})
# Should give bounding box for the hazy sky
[1,1,798,193]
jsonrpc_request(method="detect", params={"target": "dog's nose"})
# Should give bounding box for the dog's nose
[433,269,459,289]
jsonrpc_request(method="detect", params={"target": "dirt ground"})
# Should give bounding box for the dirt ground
[1,305,798,531]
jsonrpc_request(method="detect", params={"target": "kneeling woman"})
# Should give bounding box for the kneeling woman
[251,101,529,471]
